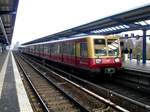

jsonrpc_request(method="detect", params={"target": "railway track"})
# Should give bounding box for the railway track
[14,52,124,112]
[15,59,44,112]
[113,69,150,93]
[20,53,150,112]
[15,54,85,112]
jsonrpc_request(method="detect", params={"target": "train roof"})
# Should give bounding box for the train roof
[20,35,119,47]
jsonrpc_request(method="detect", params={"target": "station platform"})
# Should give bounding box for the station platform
[123,59,150,74]
[0,51,33,112]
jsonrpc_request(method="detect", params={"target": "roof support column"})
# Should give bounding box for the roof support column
[142,29,146,64]
[0,17,9,44]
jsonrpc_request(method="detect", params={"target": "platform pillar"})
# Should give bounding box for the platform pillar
[142,29,146,64]
[0,43,2,53]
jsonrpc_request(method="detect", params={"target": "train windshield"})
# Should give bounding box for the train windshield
[107,39,119,56]
[94,39,107,56]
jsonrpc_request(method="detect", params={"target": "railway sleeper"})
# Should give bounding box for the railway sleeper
[48,104,77,112]
[46,96,66,101]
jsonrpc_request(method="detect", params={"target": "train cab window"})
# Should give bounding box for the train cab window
[80,43,87,57]
[94,39,106,56]
[107,39,119,56]
[94,39,105,44]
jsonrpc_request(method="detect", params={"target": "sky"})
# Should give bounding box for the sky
[12,0,150,45]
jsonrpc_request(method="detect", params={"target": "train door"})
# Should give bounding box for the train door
[76,38,89,69]
[48,43,51,60]
[80,42,88,66]
[75,41,80,66]
[59,43,63,62]
[69,42,76,65]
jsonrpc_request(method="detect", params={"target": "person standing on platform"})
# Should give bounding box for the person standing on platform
[129,48,133,60]
[124,48,129,61]
[121,48,125,61]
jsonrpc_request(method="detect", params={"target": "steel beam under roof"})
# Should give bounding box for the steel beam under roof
[0,17,9,44]
[23,4,150,45]
[0,0,19,45]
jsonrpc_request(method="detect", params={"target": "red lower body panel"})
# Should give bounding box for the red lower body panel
[34,52,122,72]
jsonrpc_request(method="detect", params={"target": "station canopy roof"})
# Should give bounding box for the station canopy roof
[0,0,19,45]
[23,4,150,45]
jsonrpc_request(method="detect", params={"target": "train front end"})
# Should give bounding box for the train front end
[88,36,122,74]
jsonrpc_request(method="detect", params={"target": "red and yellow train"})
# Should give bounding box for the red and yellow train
[19,35,122,75]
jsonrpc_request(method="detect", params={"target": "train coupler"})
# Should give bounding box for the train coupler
[104,68,115,75]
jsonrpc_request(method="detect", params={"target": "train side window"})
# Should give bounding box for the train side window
[35,45,37,53]
[36,45,38,53]
[38,45,40,53]
[71,43,75,56]
[39,45,41,52]
[41,44,44,53]
[68,43,75,56]
[44,44,48,54]
[51,44,60,55]
[37,45,40,52]
[39,45,41,53]
[80,43,87,57]
[62,43,68,55]
[62,43,65,54]
[60,43,62,54]
[48,44,51,55]
[62,42,75,56]
[56,44,60,54]
[94,39,107,56]
[33,45,35,53]
[51,44,55,55]
[45,44,47,54]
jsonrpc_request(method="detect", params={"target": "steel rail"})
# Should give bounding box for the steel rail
[20,53,129,112]
[22,53,150,112]
[15,54,50,112]
[16,53,89,112]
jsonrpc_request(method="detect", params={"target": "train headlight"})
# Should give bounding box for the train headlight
[96,59,102,64]
[115,58,120,62]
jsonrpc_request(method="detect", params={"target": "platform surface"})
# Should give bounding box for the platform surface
[123,59,150,74]
[0,51,33,112]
